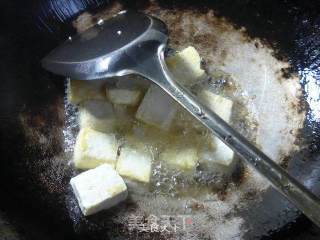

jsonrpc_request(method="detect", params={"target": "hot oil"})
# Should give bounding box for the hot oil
[63,70,258,198]
[62,64,256,240]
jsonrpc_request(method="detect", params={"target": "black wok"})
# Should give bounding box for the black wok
[0,0,320,239]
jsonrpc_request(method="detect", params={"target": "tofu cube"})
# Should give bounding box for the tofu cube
[73,128,119,169]
[166,46,205,86]
[198,90,233,122]
[135,46,205,130]
[209,136,234,167]
[79,100,116,132]
[212,138,234,166]
[70,164,128,216]
[200,142,234,166]
[116,146,153,183]
[159,148,198,171]
[68,79,106,104]
[198,90,234,165]
[131,122,175,152]
[107,88,142,106]
[135,85,178,130]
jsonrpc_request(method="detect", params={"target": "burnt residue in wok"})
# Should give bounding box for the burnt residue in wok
[0,0,320,240]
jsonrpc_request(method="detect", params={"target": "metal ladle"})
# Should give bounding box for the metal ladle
[42,11,320,226]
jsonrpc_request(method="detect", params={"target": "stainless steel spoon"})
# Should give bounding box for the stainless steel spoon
[42,10,320,226]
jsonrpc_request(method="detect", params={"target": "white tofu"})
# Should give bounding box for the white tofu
[209,137,234,167]
[159,148,198,171]
[73,128,119,169]
[200,142,234,166]
[198,90,233,122]
[130,122,174,151]
[107,88,142,106]
[68,79,106,104]
[70,164,127,216]
[79,100,116,132]
[198,90,234,165]
[166,46,205,86]
[116,146,153,183]
[212,139,234,166]
[135,85,178,130]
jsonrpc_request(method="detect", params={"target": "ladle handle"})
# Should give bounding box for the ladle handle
[139,45,320,227]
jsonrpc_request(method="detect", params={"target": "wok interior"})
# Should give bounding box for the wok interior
[0,0,320,239]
